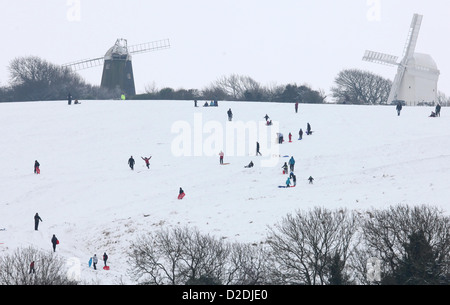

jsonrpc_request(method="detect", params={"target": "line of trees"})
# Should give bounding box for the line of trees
[0,56,120,102]
[137,74,327,104]
[2,56,449,106]
[0,204,448,285]
[127,204,449,285]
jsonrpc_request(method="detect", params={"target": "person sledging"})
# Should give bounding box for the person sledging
[34,160,40,174]
[178,187,185,200]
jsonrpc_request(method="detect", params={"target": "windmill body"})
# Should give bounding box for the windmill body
[63,38,170,97]
[363,14,440,106]
[101,39,136,96]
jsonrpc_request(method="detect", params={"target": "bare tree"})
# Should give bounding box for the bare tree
[127,226,271,285]
[226,243,270,285]
[437,91,450,107]
[331,69,392,105]
[209,74,266,101]
[128,227,230,285]
[361,204,450,284]
[266,207,359,285]
[0,246,78,285]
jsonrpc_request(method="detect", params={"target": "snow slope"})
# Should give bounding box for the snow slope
[0,100,449,284]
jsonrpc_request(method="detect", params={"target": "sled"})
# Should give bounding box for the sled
[89,257,92,268]
[221,163,230,165]
[278,185,295,188]
[178,193,185,200]
[103,266,110,271]
[36,168,40,174]
[56,239,59,245]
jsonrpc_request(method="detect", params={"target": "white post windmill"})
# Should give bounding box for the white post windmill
[363,14,440,106]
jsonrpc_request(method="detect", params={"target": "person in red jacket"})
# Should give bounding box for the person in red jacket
[141,156,152,169]
[219,151,224,164]
[29,261,35,274]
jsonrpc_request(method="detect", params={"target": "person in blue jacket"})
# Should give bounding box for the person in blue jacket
[286,176,291,188]
[289,156,296,172]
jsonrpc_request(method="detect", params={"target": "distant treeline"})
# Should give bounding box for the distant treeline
[135,74,327,104]
[0,56,325,103]
[0,56,120,102]
[2,56,448,105]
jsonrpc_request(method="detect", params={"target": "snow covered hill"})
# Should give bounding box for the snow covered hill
[0,99,448,284]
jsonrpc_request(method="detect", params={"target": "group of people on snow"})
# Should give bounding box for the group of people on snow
[91,253,109,270]
[429,103,442,117]
[396,101,442,118]
[128,156,152,170]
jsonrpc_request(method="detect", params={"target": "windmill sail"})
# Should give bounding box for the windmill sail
[129,39,171,55]
[402,14,423,61]
[62,38,170,97]
[62,57,104,71]
[363,50,398,66]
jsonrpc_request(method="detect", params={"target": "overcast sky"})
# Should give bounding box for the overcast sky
[2,0,449,99]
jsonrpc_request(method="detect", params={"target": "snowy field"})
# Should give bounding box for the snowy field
[0,99,449,284]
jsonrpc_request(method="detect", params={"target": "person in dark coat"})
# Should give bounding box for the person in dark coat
[68,93,72,105]
[290,172,297,186]
[34,160,40,174]
[435,103,441,117]
[396,102,403,116]
[299,128,303,140]
[128,156,135,170]
[244,161,254,168]
[295,102,299,113]
[308,176,315,184]
[51,234,58,252]
[282,162,288,174]
[256,142,262,156]
[34,213,43,231]
[306,123,312,135]
[227,109,233,121]
[103,252,108,267]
